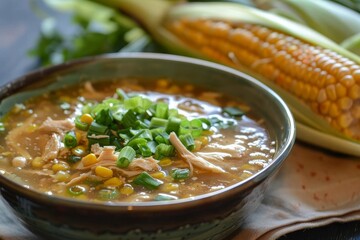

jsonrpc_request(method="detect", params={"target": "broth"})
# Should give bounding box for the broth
[0,78,275,202]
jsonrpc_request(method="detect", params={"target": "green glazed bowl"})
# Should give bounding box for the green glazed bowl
[0,53,295,240]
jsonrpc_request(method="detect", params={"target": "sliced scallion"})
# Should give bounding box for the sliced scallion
[155,143,174,159]
[95,108,113,126]
[116,146,136,168]
[179,133,195,151]
[155,102,169,119]
[64,131,78,148]
[165,117,181,134]
[75,116,89,131]
[133,172,163,190]
[223,106,245,118]
[116,88,128,100]
[122,109,137,128]
[88,122,108,135]
[154,193,178,201]
[149,117,168,129]
[170,168,190,180]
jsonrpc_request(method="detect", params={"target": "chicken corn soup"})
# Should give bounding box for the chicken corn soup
[0,78,275,202]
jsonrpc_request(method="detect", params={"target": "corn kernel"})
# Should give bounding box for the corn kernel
[194,140,202,151]
[349,85,360,99]
[52,162,69,172]
[31,157,44,168]
[54,171,70,182]
[95,166,113,178]
[120,184,134,195]
[161,183,179,192]
[338,97,353,111]
[151,171,166,179]
[197,136,209,147]
[159,158,172,167]
[81,153,98,167]
[80,114,93,125]
[337,113,353,129]
[104,177,123,187]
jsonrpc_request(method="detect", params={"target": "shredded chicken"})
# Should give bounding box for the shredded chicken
[97,146,118,162]
[38,117,74,136]
[128,157,160,172]
[109,167,143,178]
[195,152,232,162]
[169,132,225,174]
[5,117,34,159]
[42,133,61,161]
[82,82,109,100]
[91,143,103,156]
[66,172,92,187]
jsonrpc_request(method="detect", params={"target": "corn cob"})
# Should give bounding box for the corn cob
[92,0,360,155]
[167,18,360,140]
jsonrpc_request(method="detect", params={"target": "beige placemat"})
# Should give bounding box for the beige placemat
[1,141,359,240]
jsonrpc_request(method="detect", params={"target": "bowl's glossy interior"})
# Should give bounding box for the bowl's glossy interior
[0,53,295,239]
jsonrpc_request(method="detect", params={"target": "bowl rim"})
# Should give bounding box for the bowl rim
[0,52,296,210]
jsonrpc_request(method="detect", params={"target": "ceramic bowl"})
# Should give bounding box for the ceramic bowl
[0,53,295,240]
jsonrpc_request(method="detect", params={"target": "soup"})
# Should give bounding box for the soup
[0,78,275,202]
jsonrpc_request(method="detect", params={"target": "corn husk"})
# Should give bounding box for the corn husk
[92,0,360,156]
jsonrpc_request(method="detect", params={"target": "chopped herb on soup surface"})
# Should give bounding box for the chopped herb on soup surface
[0,79,275,202]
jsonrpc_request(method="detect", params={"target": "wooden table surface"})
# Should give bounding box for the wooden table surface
[0,1,359,239]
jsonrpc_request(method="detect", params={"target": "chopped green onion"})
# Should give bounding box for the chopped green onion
[149,117,168,129]
[179,119,203,137]
[154,131,170,144]
[116,146,136,168]
[97,188,119,201]
[155,143,174,159]
[122,109,137,128]
[190,119,203,137]
[165,117,181,134]
[64,131,78,148]
[110,137,123,150]
[75,116,89,131]
[87,135,110,146]
[170,168,190,180]
[88,122,108,135]
[147,141,157,154]
[135,119,149,129]
[124,96,143,109]
[155,102,168,119]
[130,129,153,141]
[137,143,152,157]
[168,109,179,118]
[81,103,93,114]
[126,138,147,148]
[67,185,87,196]
[133,172,163,190]
[67,155,82,164]
[95,108,113,126]
[154,193,178,201]
[223,106,245,118]
[199,118,212,130]
[116,88,128,100]
[179,133,195,151]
